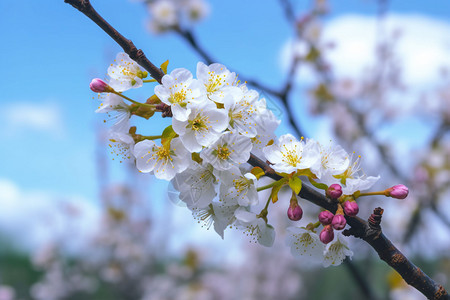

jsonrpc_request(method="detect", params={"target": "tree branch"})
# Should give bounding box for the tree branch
[175,28,283,98]
[65,1,449,298]
[64,0,165,83]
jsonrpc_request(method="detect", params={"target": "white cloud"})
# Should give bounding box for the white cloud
[1,102,65,137]
[281,14,450,88]
[0,178,100,253]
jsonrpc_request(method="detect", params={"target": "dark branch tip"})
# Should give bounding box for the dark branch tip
[435,285,449,299]
[368,207,384,228]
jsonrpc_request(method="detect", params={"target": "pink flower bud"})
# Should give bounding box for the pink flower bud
[343,201,359,217]
[332,214,347,230]
[287,202,303,221]
[326,184,343,199]
[90,78,111,93]
[386,184,409,199]
[318,210,334,225]
[320,225,334,244]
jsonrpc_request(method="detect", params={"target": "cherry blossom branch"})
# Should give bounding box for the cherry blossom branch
[64,0,165,83]
[65,1,448,298]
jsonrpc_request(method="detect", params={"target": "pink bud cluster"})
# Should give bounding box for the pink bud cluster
[318,199,360,244]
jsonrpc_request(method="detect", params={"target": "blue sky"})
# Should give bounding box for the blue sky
[1,0,449,251]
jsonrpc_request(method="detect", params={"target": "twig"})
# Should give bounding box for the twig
[279,56,304,138]
[64,0,165,83]
[65,1,449,298]
[175,28,283,98]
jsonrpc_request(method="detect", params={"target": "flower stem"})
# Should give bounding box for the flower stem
[142,79,157,83]
[257,196,272,223]
[112,91,156,108]
[355,191,386,198]
[141,135,162,140]
[257,181,277,192]
[306,221,321,231]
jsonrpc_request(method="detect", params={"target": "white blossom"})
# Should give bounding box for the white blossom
[149,0,178,28]
[171,162,217,209]
[96,93,131,133]
[234,207,275,247]
[200,131,252,171]
[310,142,350,180]
[251,98,281,157]
[322,233,353,267]
[326,154,380,194]
[133,138,190,180]
[217,166,258,207]
[155,68,206,121]
[263,134,320,174]
[211,199,240,238]
[223,89,259,137]
[286,227,324,262]
[196,62,241,103]
[108,130,135,162]
[183,0,210,22]
[172,100,228,152]
[107,52,146,92]
[190,199,239,239]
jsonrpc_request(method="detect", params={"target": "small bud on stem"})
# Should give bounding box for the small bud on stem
[318,210,334,225]
[332,205,347,230]
[385,184,409,199]
[90,78,113,93]
[343,200,359,217]
[326,184,343,199]
[287,193,303,221]
[320,225,334,244]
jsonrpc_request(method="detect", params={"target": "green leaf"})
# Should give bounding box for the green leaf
[160,60,169,74]
[161,125,177,147]
[250,167,265,180]
[308,177,328,190]
[270,179,286,203]
[191,152,202,164]
[288,177,302,195]
[146,94,161,105]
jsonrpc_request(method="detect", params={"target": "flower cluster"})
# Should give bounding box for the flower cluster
[90,52,409,267]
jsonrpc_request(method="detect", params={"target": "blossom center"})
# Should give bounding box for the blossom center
[216,145,231,160]
[281,144,302,167]
[206,72,226,94]
[193,204,215,229]
[189,115,208,131]
[233,178,250,193]
[156,146,171,161]
[170,89,187,104]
